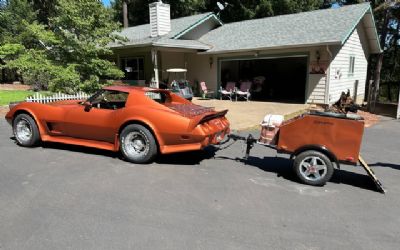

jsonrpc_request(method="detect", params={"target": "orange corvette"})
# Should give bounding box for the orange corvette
[5,86,230,163]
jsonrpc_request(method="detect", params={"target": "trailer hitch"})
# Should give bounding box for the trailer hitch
[227,134,258,159]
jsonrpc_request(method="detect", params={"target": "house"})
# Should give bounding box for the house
[109,1,381,105]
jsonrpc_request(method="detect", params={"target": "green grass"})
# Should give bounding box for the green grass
[0,90,51,106]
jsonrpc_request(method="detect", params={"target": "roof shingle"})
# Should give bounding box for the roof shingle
[199,3,371,53]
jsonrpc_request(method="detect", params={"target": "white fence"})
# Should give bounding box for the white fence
[26,92,90,104]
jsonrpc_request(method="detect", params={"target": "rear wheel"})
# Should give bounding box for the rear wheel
[293,150,334,186]
[13,113,40,147]
[119,124,157,164]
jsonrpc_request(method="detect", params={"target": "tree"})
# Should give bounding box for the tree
[0,0,124,92]
[112,0,324,26]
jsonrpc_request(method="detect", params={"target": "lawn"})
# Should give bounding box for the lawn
[0,90,50,106]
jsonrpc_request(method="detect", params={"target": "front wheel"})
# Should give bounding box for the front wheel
[119,124,158,164]
[13,113,41,147]
[293,150,334,186]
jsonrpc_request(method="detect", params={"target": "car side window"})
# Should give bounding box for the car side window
[90,90,129,110]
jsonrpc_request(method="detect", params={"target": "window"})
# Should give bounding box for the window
[348,56,355,76]
[89,90,129,110]
[120,57,145,80]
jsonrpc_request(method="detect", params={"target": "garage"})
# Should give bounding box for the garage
[220,55,308,103]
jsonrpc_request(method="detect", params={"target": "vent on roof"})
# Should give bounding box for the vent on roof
[149,1,171,37]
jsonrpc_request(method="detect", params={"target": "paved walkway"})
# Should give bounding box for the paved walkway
[193,98,309,130]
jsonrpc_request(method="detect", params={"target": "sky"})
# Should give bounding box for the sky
[102,0,111,7]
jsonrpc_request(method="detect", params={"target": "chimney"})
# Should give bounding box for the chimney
[149,1,171,37]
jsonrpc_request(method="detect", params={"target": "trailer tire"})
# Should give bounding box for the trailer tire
[293,150,334,186]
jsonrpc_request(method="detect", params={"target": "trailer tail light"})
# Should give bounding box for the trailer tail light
[345,156,355,162]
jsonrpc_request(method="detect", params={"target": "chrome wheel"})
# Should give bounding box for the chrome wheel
[15,118,32,143]
[299,156,327,181]
[123,131,149,158]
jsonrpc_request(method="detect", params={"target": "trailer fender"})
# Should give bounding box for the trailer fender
[290,145,341,169]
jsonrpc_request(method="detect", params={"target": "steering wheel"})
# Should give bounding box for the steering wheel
[99,99,112,109]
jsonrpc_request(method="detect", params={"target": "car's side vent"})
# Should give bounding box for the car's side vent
[46,122,62,134]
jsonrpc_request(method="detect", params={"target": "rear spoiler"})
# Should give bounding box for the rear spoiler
[198,110,228,124]
[188,109,228,130]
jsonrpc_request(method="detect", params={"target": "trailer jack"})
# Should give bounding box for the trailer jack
[359,156,386,193]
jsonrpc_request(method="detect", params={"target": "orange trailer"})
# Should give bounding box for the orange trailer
[228,111,385,193]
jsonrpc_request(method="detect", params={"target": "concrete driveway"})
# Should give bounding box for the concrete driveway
[0,118,399,249]
[193,98,309,130]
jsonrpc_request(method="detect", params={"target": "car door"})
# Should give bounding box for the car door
[63,90,128,143]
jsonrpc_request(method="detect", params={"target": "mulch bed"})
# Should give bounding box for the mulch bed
[0,83,31,91]
[308,104,380,128]
[0,106,9,115]
[357,110,380,128]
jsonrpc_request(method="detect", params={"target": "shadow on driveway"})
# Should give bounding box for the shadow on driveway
[156,146,217,165]
[216,155,380,193]
[369,162,400,171]
[12,137,216,165]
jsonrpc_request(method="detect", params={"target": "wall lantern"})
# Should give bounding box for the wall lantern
[209,56,214,68]
[316,50,321,62]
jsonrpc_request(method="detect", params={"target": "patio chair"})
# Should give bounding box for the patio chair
[236,81,252,101]
[219,82,236,101]
[199,81,215,99]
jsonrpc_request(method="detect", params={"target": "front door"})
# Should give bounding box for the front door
[64,90,129,143]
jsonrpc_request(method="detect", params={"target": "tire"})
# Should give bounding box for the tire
[293,150,334,186]
[13,113,41,147]
[119,124,158,164]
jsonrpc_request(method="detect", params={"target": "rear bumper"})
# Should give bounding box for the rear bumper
[160,119,230,154]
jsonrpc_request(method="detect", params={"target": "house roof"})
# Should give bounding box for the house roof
[110,12,218,50]
[199,3,381,54]
[110,3,381,54]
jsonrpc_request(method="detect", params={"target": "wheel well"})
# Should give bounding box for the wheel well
[13,110,36,124]
[118,120,160,150]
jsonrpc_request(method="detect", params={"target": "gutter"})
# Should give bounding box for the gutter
[198,41,341,55]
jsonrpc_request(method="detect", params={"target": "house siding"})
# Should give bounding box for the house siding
[328,24,369,104]
[307,74,326,104]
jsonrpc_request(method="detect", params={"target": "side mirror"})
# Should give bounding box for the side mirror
[84,102,92,112]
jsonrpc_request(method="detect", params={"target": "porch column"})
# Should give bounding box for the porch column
[151,48,159,88]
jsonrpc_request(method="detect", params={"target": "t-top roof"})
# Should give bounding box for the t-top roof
[199,3,380,54]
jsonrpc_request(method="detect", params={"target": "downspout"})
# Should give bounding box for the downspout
[325,45,332,105]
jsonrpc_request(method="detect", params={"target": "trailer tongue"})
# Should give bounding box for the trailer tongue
[227,111,385,193]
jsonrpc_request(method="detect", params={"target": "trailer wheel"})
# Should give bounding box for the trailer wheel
[293,150,334,186]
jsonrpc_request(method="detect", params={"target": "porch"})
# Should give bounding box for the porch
[111,45,333,105]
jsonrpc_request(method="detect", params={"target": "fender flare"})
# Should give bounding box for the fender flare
[290,144,340,169]
[118,118,164,149]
[12,108,47,137]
